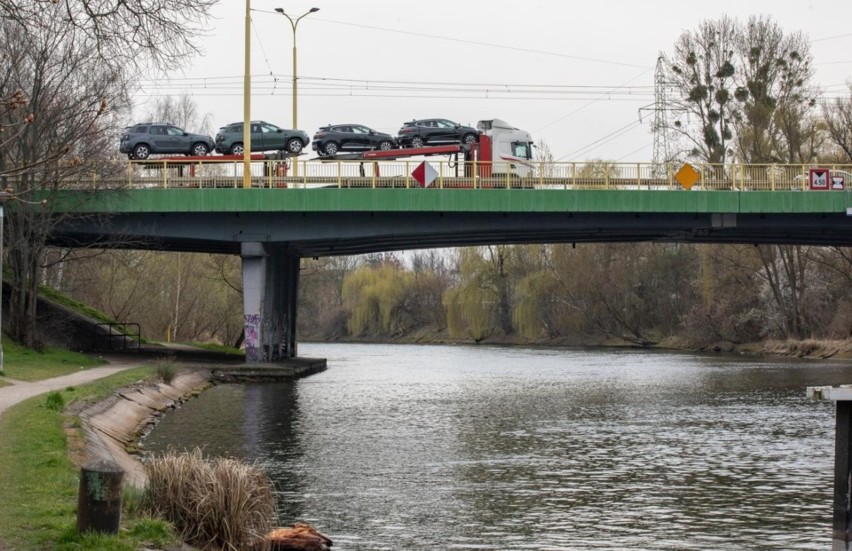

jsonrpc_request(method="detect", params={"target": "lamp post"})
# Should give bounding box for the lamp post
[242,0,252,189]
[0,190,11,376]
[275,6,319,176]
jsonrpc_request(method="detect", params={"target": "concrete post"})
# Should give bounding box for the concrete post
[241,243,301,362]
[807,385,852,551]
[76,459,124,535]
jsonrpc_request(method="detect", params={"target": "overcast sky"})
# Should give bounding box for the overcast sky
[132,0,852,162]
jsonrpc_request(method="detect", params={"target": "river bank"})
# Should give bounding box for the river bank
[323,327,852,361]
[68,367,214,488]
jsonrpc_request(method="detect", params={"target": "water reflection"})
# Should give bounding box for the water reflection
[144,344,850,550]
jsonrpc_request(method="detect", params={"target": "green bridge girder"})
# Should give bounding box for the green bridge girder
[55,188,850,214]
[47,188,852,255]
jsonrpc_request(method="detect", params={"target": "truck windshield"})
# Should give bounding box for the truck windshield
[512,142,532,159]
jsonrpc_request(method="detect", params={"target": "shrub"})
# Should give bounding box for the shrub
[44,391,65,411]
[143,449,276,550]
[154,359,177,384]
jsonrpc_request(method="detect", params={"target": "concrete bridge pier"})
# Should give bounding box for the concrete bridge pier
[241,242,300,362]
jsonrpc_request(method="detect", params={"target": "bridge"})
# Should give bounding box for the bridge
[40,158,852,362]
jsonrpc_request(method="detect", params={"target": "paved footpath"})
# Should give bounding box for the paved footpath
[0,360,139,419]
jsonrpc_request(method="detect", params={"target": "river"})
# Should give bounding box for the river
[142,343,852,550]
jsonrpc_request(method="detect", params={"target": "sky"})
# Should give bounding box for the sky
[131,0,852,163]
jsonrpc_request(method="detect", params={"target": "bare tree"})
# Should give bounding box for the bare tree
[733,16,818,164]
[666,15,820,166]
[0,1,216,347]
[0,0,216,71]
[146,95,214,134]
[667,16,739,164]
[823,85,852,162]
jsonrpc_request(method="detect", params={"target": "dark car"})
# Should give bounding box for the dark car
[215,121,309,155]
[397,118,479,148]
[119,123,215,160]
[311,124,397,157]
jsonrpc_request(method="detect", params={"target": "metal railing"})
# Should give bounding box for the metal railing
[109,159,852,192]
[93,322,141,352]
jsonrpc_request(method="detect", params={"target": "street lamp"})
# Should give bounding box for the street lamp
[243,0,252,189]
[0,189,11,376]
[275,7,319,135]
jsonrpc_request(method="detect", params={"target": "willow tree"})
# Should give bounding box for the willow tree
[513,270,562,339]
[341,263,414,337]
[0,0,216,347]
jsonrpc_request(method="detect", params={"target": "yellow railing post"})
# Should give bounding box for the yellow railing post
[506,165,510,190]
[539,161,544,189]
[127,160,132,187]
[162,160,168,188]
[570,162,575,190]
[337,161,342,188]
[372,162,377,188]
[266,160,272,188]
[637,163,641,189]
[301,160,307,189]
[473,155,478,189]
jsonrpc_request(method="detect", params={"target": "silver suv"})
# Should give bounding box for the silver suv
[119,123,215,160]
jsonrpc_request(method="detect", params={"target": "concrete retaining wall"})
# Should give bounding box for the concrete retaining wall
[78,369,212,488]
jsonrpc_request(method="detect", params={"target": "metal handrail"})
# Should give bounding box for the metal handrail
[115,159,852,192]
[93,322,141,352]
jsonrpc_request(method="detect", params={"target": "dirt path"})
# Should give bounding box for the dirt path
[0,360,140,419]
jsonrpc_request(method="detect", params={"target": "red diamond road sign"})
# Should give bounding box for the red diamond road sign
[412,161,438,187]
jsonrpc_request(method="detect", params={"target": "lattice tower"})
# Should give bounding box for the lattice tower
[652,55,673,172]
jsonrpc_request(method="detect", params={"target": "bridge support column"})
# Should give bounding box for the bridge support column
[241,243,300,362]
[807,385,852,550]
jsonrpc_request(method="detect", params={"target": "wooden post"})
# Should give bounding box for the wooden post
[835,401,852,550]
[807,385,852,551]
[76,459,124,535]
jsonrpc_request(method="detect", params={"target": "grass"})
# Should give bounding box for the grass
[0,366,184,551]
[39,285,150,345]
[154,358,177,384]
[0,337,104,382]
[39,285,116,327]
[144,449,277,551]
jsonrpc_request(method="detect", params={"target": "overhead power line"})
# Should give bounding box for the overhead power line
[250,9,653,70]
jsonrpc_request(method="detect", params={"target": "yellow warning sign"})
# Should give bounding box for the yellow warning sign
[674,163,700,190]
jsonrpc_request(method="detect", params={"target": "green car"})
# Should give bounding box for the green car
[214,121,310,155]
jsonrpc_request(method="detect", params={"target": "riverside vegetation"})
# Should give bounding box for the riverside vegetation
[0,346,181,551]
[50,243,852,358]
[0,341,294,551]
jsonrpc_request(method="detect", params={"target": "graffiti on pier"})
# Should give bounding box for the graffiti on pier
[244,313,261,361]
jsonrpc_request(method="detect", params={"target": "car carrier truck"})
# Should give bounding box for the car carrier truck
[358,118,536,180]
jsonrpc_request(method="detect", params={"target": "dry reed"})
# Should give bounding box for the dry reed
[144,448,276,551]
